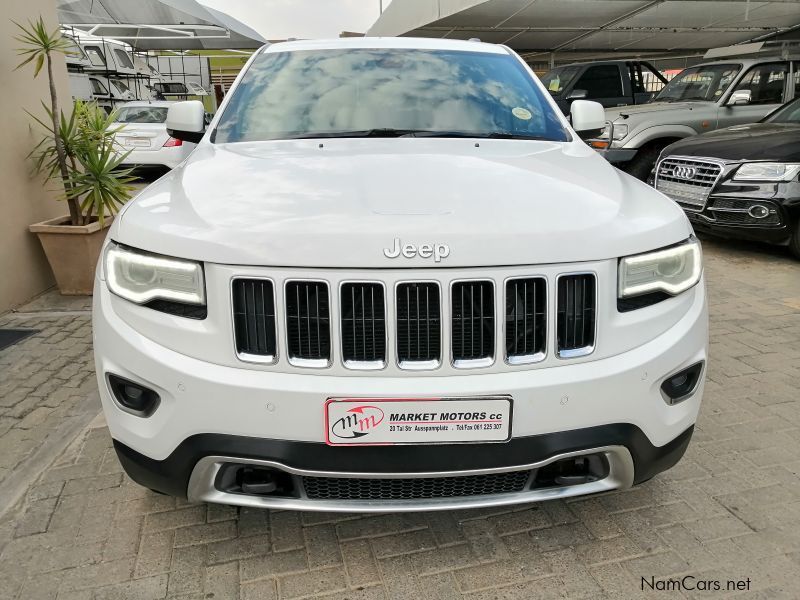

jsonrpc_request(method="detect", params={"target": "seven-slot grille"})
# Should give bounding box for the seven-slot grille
[340,283,386,367]
[505,278,547,363]
[655,157,723,211]
[396,282,441,366]
[285,281,331,366]
[557,274,596,357]
[232,279,277,361]
[231,274,598,368]
[452,281,495,365]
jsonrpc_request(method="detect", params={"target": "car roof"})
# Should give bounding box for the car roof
[551,60,643,68]
[263,37,509,55]
[692,56,792,68]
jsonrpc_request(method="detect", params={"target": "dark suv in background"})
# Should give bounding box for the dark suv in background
[541,60,668,114]
[656,97,800,258]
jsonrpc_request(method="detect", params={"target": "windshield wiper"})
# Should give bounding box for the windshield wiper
[407,131,551,140]
[280,129,552,141]
[284,128,422,139]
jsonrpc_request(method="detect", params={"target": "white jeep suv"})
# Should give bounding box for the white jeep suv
[93,38,708,512]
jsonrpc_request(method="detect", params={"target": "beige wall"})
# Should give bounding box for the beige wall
[0,0,72,312]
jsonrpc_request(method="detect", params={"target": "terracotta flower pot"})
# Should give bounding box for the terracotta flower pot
[29,215,113,296]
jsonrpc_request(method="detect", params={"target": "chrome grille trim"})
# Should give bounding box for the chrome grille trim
[655,156,725,212]
[395,281,442,370]
[504,277,547,365]
[556,273,597,359]
[230,269,603,371]
[231,277,278,364]
[285,280,331,368]
[339,281,387,370]
[451,280,495,369]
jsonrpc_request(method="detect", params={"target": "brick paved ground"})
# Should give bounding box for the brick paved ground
[0,237,798,600]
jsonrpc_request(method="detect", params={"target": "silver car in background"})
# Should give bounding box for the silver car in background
[594,56,797,179]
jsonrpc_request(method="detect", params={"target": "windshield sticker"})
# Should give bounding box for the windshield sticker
[548,78,560,92]
[512,107,533,120]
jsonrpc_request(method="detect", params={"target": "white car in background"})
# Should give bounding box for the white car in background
[113,101,195,170]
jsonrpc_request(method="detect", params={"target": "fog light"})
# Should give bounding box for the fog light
[747,204,770,219]
[108,374,160,416]
[660,361,704,405]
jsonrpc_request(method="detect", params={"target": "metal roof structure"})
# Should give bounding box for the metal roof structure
[58,0,266,50]
[367,0,800,65]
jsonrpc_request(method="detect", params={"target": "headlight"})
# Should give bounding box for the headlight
[610,124,628,140]
[618,238,702,298]
[733,162,800,182]
[105,242,206,305]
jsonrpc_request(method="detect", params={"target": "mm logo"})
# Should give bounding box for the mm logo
[330,406,385,440]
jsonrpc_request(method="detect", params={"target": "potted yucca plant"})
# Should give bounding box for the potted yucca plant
[16,17,135,294]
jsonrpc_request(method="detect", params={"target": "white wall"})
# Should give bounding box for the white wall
[0,0,73,311]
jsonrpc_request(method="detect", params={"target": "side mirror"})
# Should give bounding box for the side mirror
[728,89,751,106]
[166,100,205,143]
[567,88,588,101]
[570,100,606,140]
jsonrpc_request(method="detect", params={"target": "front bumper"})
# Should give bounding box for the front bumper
[114,424,693,512]
[94,274,707,510]
[596,147,638,164]
[117,146,184,169]
[685,189,797,245]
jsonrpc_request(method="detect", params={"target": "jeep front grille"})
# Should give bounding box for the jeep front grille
[231,271,599,369]
[285,281,331,366]
[232,279,277,362]
[505,277,546,364]
[340,282,386,368]
[655,157,723,211]
[451,281,494,367]
[396,282,441,368]
[557,274,596,358]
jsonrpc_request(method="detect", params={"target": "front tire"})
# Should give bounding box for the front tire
[625,144,664,181]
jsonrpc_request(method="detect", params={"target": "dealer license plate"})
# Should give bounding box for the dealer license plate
[123,138,150,147]
[325,397,512,446]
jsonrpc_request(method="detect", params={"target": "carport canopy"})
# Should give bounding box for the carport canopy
[58,0,266,50]
[368,0,800,64]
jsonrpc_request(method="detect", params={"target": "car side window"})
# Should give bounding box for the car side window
[732,62,788,105]
[90,78,108,95]
[629,64,645,94]
[84,46,106,68]
[113,49,135,70]
[573,65,623,99]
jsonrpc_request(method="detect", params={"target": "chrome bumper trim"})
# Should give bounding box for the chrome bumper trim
[187,445,634,512]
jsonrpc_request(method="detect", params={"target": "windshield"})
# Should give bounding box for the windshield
[539,65,581,95]
[655,64,740,102]
[213,48,569,143]
[766,98,800,123]
[115,106,168,123]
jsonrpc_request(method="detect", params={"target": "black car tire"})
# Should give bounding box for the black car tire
[625,143,665,181]
[790,219,800,260]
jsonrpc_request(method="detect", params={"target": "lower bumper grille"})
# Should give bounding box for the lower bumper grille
[707,198,782,226]
[302,470,532,500]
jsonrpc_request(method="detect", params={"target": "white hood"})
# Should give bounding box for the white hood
[115,138,691,268]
